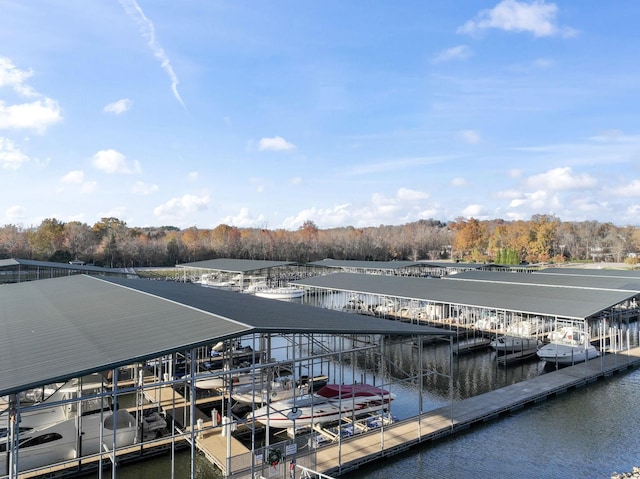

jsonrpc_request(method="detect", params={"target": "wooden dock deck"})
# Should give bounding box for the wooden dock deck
[142,380,250,476]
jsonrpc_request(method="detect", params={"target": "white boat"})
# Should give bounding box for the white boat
[251,383,396,429]
[490,335,542,352]
[254,286,305,300]
[231,374,328,406]
[0,375,139,473]
[505,319,549,337]
[199,273,240,290]
[232,376,301,405]
[0,409,138,473]
[536,327,600,365]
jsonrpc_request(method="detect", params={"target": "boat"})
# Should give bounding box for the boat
[243,280,305,300]
[0,375,139,473]
[231,374,328,406]
[536,327,600,365]
[199,273,240,290]
[342,296,368,313]
[490,335,542,352]
[0,409,138,473]
[254,286,305,300]
[250,383,396,429]
[505,319,550,337]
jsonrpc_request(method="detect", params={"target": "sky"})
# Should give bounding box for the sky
[1,1,639,231]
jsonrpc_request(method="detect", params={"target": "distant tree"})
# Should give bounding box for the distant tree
[30,218,66,260]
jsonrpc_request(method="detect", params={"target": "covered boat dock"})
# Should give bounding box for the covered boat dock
[0,275,451,479]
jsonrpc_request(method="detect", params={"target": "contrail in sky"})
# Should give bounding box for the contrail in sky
[119,0,186,109]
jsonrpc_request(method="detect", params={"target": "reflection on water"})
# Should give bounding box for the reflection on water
[350,368,640,479]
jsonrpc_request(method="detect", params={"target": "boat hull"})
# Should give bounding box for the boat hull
[254,287,305,299]
[536,344,600,365]
[490,335,542,352]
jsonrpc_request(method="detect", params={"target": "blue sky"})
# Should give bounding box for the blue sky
[1,0,639,230]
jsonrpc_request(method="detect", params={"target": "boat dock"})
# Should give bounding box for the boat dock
[306,348,640,477]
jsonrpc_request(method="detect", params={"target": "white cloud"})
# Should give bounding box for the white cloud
[119,0,185,108]
[0,137,29,169]
[506,189,563,219]
[281,187,437,230]
[451,177,468,187]
[258,136,296,151]
[0,56,36,97]
[80,181,98,193]
[612,180,640,198]
[0,57,62,132]
[282,204,354,230]
[92,149,141,174]
[188,171,199,181]
[60,170,96,193]
[290,176,302,185]
[220,207,267,228]
[154,193,209,220]
[0,99,62,133]
[131,181,159,195]
[104,98,132,114]
[457,0,576,38]
[525,167,596,190]
[459,130,481,144]
[61,170,84,184]
[461,204,488,217]
[343,155,449,176]
[397,188,429,201]
[432,45,473,64]
[5,205,25,221]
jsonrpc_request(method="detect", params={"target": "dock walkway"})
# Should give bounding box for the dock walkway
[143,380,250,475]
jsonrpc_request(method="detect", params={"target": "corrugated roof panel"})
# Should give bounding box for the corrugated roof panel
[537,267,640,278]
[293,272,635,320]
[306,259,422,270]
[445,270,640,292]
[1,275,449,396]
[177,258,298,272]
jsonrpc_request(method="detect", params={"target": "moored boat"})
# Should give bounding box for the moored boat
[536,327,600,365]
[254,286,305,300]
[251,383,395,429]
[490,335,542,352]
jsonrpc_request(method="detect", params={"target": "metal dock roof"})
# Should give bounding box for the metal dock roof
[176,258,298,272]
[306,259,422,270]
[293,272,636,320]
[444,270,640,292]
[0,275,449,396]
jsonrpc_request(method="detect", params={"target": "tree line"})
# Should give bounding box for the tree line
[0,215,638,268]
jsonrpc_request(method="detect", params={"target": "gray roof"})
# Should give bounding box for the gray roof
[445,270,640,292]
[293,272,635,321]
[417,261,489,270]
[537,267,640,278]
[306,259,422,270]
[176,258,298,272]
[0,258,128,275]
[0,275,449,396]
